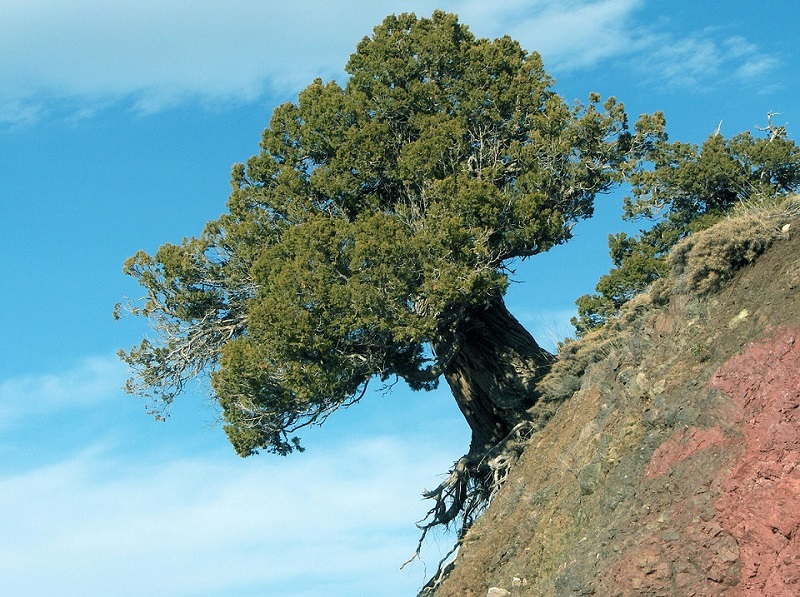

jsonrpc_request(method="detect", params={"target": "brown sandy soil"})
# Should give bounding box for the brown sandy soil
[432,219,800,596]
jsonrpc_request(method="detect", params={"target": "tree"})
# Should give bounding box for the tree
[118,10,636,553]
[573,114,800,335]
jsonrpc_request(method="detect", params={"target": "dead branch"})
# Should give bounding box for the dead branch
[757,112,787,142]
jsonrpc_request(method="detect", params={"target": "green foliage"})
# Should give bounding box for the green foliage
[690,341,711,362]
[120,11,635,456]
[574,115,800,335]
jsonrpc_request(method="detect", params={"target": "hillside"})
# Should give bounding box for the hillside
[430,199,800,596]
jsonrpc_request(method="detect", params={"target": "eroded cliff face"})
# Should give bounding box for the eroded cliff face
[432,216,800,596]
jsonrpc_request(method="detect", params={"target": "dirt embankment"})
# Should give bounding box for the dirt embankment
[432,213,800,596]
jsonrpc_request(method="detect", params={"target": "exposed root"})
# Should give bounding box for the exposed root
[405,421,535,595]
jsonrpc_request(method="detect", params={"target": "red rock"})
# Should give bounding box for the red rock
[711,328,800,596]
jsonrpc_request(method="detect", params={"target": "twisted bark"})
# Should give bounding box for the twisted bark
[409,297,555,589]
[443,296,554,457]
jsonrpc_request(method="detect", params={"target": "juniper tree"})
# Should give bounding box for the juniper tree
[574,113,800,335]
[119,11,638,543]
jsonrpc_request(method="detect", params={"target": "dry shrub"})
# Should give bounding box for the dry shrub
[731,190,800,219]
[778,194,800,220]
[671,194,800,296]
[537,333,606,402]
[670,215,776,295]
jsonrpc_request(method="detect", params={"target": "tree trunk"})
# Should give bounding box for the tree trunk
[442,296,554,457]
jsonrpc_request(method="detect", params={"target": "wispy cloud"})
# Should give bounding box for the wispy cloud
[482,0,646,71]
[0,1,675,125]
[633,27,781,91]
[0,0,378,123]
[0,434,455,596]
[0,355,466,595]
[0,355,126,425]
[465,2,781,93]
[0,1,781,124]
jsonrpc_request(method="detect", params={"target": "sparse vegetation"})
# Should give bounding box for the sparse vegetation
[690,341,711,362]
[671,213,776,295]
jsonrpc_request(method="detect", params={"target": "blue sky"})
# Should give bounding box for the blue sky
[1,1,798,595]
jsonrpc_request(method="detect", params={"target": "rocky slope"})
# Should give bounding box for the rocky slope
[431,201,800,596]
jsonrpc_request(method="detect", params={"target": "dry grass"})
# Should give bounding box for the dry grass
[671,194,800,296]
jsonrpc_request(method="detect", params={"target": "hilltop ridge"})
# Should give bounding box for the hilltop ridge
[431,198,800,596]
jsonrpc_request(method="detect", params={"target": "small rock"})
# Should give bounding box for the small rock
[578,462,602,495]
[510,577,525,596]
[727,308,749,328]
[487,588,511,597]
[651,378,667,395]
[662,529,680,543]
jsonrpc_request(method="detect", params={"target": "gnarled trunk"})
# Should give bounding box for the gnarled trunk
[408,297,555,582]
[442,296,554,457]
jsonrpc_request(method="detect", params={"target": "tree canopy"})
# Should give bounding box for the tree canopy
[120,11,640,459]
[117,13,667,578]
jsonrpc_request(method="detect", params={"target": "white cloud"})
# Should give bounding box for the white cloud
[734,53,781,82]
[0,435,456,596]
[0,1,375,122]
[0,355,126,425]
[461,2,782,92]
[0,356,468,596]
[489,0,646,71]
[630,27,780,92]
[1,0,783,125]
[642,34,725,89]
[0,0,646,124]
